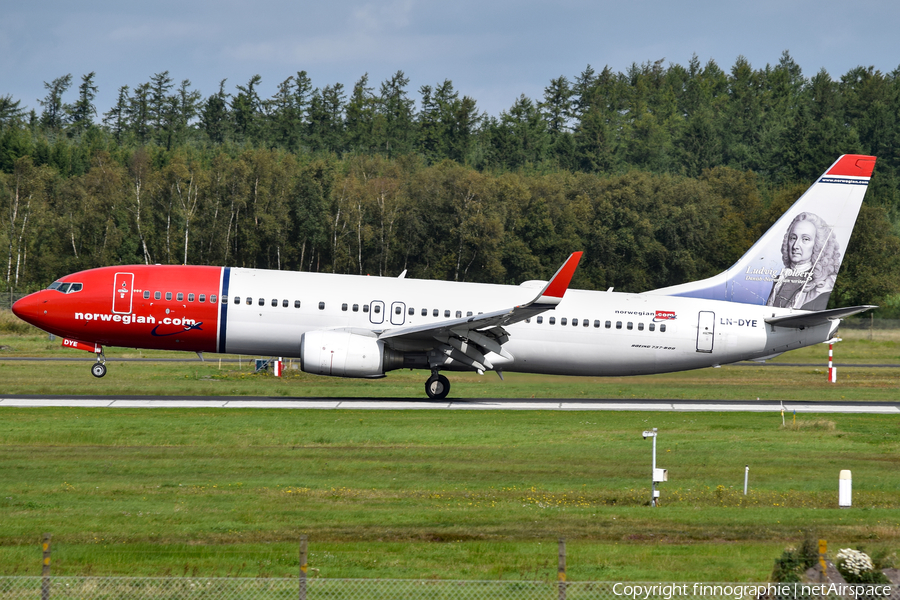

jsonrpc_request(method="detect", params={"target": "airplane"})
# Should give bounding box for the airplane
[12,155,878,399]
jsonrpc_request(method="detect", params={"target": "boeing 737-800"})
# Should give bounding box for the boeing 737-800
[12,155,877,399]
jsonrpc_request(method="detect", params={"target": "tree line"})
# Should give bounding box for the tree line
[2,52,900,314]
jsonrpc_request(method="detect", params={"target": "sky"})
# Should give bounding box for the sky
[2,0,899,120]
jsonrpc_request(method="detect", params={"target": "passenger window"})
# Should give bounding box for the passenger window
[572,318,578,326]
[188,293,195,302]
[605,321,611,329]
[246,297,252,305]
[374,305,381,314]
[234,296,241,304]
[295,300,301,308]
[342,303,348,311]
[549,317,556,325]
[165,292,172,301]
[258,298,264,306]
[210,295,217,303]
[455,311,461,318]
[154,292,161,300]
[143,291,150,299]
[627,322,633,330]
[395,306,402,315]
[363,305,369,313]
[560,318,567,326]
[433,309,438,317]
[649,323,656,331]
[525,318,531,323]
[467,311,473,317]
[177,293,184,301]
[660,324,667,333]
[594,320,600,328]
[319,302,325,310]
[199,294,206,302]
[638,323,644,331]
[283,299,288,308]
[408,307,415,316]
[421,308,427,316]
[352,304,358,312]
[271,299,277,307]
[616,321,622,329]
[537,316,543,324]
[583,320,589,327]
[444,310,450,318]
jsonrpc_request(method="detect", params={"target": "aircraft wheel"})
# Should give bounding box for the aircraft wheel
[425,374,450,400]
[91,362,107,378]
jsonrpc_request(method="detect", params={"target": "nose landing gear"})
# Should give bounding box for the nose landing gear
[91,349,107,378]
[425,372,450,400]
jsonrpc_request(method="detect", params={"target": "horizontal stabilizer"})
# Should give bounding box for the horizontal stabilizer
[764,305,877,328]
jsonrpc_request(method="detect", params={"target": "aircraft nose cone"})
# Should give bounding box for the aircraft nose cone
[11,292,46,327]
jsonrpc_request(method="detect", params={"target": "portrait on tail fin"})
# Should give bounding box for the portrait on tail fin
[766,212,840,310]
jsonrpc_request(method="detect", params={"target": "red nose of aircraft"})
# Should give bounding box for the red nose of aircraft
[11,292,47,328]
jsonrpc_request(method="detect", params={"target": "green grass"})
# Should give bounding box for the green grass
[2,356,899,400]
[1,409,898,580]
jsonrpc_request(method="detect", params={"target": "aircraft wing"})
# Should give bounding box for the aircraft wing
[764,305,877,329]
[375,252,583,370]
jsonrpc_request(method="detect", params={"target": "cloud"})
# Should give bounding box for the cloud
[106,20,203,43]
[350,0,416,32]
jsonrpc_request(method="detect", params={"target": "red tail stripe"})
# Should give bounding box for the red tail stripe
[827,155,876,178]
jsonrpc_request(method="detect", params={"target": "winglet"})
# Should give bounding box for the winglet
[532,251,583,306]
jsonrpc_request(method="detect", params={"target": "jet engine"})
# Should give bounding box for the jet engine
[300,330,405,378]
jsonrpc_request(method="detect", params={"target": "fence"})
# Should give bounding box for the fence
[2,578,896,600]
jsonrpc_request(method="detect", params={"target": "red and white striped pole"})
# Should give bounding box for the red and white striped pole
[827,344,836,383]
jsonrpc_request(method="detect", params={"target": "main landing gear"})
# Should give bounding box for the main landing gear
[425,372,450,400]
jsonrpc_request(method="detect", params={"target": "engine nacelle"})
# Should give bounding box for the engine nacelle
[300,330,404,378]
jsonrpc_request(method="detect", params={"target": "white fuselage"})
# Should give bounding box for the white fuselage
[222,268,831,376]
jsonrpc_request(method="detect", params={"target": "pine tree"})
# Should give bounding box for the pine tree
[103,86,131,143]
[69,72,98,134]
[200,80,230,144]
[38,74,73,132]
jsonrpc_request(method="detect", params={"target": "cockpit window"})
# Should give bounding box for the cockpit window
[48,281,82,294]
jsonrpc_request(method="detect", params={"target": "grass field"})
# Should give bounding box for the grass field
[1,315,898,581]
[1,326,899,400]
[1,409,898,580]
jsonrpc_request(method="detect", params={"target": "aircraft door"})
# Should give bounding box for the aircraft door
[369,300,385,325]
[390,302,406,326]
[696,311,715,353]
[113,272,134,314]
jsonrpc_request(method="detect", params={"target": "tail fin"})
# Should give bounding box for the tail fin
[649,155,876,309]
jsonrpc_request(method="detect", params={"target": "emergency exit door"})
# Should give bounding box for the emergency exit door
[696,311,715,353]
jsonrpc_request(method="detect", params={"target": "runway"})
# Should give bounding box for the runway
[1,395,898,413]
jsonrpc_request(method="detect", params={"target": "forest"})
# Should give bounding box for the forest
[2,51,900,314]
